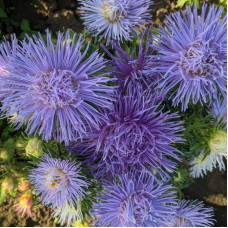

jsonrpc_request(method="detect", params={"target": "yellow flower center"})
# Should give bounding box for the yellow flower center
[102,3,122,23]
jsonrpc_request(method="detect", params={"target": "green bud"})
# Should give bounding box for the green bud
[25,137,44,158]
[209,130,227,156]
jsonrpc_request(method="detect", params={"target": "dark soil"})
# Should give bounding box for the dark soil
[0,0,227,227]
[183,169,227,227]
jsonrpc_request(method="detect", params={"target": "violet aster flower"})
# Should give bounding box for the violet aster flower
[168,200,215,227]
[92,171,177,227]
[29,154,88,208]
[0,35,18,100]
[79,0,153,43]
[101,29,154,88]
[70,85,184,179]
[148,4,227,111]
[0,31,115,144]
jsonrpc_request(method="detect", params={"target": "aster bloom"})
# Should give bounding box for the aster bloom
[29,155,88,208]
[70,86,184,179]
[101,29,154,88]
[53,201,83,227]
[168,200,214,227]
[14,194,33,217]
[0,31,115,144]
[190,130,227,178]
[92,172,177,227]
[0,35,18,100]
[148,4,227,111]
[79,0,153,43]
[1,177,15,191]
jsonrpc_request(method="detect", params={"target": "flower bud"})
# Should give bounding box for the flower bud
[18,179,30,192]
[209,130,227,156]
[0,150,10,161]
[25,137,43,158]
[1,177,15,191]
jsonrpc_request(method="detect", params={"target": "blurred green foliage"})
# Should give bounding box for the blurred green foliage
[176,0,227,9]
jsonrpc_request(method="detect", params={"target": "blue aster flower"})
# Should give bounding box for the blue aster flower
[0,34,18,100]
[101,29,155,88]
[29,154,88,208]
[147,4,227,111]
[70,85,184,179]
[168,200,215,227]
[0,30,115,144]
[92,171,177,227]
[79,0,153,43]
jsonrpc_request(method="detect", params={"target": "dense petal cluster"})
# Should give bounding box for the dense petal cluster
[29,155,88,208]
[92,172,177,227]
[0,31,115,144]
[101,29,154,88]
[70,86,184,179]
[148,4,227,110]
[169,200,214,227]
[79,0,153,43]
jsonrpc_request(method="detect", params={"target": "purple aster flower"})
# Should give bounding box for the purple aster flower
[0,35,18,100]
[29,154,88,208]
[78,0,153,43]
[0,30,115,144]
[147,4,227,111]
[92,171,177,227]
[101,29,155,88]
[168,200,215,227]
[70,85,184,179]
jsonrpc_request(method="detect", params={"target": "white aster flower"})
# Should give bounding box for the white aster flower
[190,130,227,178]
[53,201,83,227]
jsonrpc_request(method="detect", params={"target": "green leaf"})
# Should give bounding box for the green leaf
[176,0,200,8]
[0,7,7,18]
[0,188,6,203]
[176,0,190,8]
[20,19,31,32]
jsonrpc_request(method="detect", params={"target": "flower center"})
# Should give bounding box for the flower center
[120,192,151,226]
[102,2,123,23]
[117,133,151,164]
[46,168,70,191]
[19,195,32,208]
[33,69,80,109]
[180,40,224,79]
